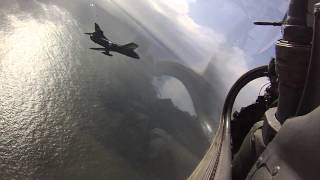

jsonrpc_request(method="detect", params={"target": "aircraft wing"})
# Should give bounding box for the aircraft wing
[90,47,106,51]
[94,23,107,39]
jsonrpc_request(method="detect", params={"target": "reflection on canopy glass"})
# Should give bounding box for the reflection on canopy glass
[0,0,286,179]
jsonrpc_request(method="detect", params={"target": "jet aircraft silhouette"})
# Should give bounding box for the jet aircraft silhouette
[85,23,139,59]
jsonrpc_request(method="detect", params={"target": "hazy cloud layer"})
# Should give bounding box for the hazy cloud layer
[111,0,252,82]
[106,0,287,106]
[153,76,196,116]
[111,0,284,76]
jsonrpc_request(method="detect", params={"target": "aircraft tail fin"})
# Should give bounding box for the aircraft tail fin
[95,23,103,32]
[121,43,138,50]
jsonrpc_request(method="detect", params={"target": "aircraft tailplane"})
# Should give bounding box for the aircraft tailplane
[118,43,139,59]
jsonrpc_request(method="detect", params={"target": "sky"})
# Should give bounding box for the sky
[107,0,288,115]
[0,1,291,178]
[111,0,287,73]
[0,0,289,131]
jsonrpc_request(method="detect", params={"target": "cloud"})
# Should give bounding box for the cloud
[109,0,230,70]
[106,0,256,108]
[153,76,196,116]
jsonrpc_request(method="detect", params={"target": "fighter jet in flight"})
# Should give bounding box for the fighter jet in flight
[85,23,140,59]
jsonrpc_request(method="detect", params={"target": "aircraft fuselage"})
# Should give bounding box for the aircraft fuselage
[89,34,119,51]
